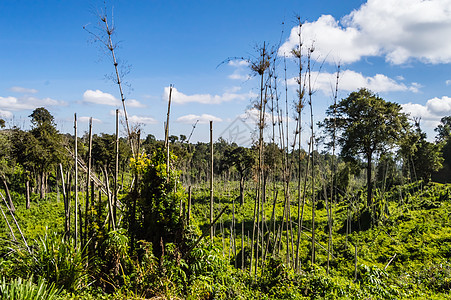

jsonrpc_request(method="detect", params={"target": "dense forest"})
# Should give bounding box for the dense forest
[1,12,451,300]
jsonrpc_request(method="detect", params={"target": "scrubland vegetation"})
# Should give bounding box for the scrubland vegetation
[1,10,451,300]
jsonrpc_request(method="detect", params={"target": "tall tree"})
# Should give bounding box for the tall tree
[322,88,409,207]
[29,107,63,198]
[223,146,256,205]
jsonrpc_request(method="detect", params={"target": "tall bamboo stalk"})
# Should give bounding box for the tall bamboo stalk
[165,85,173,181]
[210,121,214,241]
[307,48,316,265]
[294,17,304,272]
[114,109,119,225]
[74,113,78,246]
[84,118,93,247]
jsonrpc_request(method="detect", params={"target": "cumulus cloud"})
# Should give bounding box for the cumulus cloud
[402,96,451,122]
[163,86,256,104]
[280,0,451,64]
[9,86,38,94]
[289,70,421,94]
[0,95,65,111]
[83,89,145,108]
[83,90,120,106]
[446,80,451,86]
[176,114,222,124]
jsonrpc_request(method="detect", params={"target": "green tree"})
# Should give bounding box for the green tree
[223,146,256,205]
[29,108,63,199]
[435,116,451,143]
[322,88,409,207]
[399,121,442,182]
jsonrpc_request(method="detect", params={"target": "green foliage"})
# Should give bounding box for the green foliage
[0,276,59,300]
[129,147,185,256]
[6,231,89,291]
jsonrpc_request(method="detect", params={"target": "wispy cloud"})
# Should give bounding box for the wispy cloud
[280,0,451,64]
[128,115,158,124]
[228,60,251,81]
[0,95,66,111]
[9,86,38,94]
[163,86,256,105]
[176,114,222,124]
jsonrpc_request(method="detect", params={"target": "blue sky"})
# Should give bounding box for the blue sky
[0,0,450,146]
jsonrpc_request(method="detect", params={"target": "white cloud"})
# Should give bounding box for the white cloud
[79,116,102,123]
[0,110,12,118]
[280,0,451,64]
[446,80,451,86]
[163,86,256,104]
[288,70,420,94]
[83,90,120,106]
[228,72,251,81]
[176,114,222,124]
[402,96,451,121]
[226,86,242,93]
[127,99,146,108]
[228,60,251,81]
[83,89,144,108]
[128,115,158,124]
[0,95,65,111]
[9,86,38,94]
[228,60,249,67]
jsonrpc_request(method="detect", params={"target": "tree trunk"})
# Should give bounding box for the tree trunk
[40,171,45,199]
[239,175,244,205]
[26,180,30,209]
[367,152,373,207]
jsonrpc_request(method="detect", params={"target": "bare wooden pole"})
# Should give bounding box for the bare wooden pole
[241,220,245,270]
[103,16,134,157]
[307,48,316,265]
[187,186,192,226]
[165,85,173,181]
[114,109,119,224]
[164,85,173,148]
[26,180,30,209]
[1,175,15,213]
[85,117,93,247]
[210,120,214,241]
[74,113,78,246]
[0,203,16,242]
[0,191,30,253]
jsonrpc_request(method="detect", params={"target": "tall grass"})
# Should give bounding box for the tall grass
[0,276,59,300]
[7,231,89,291]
